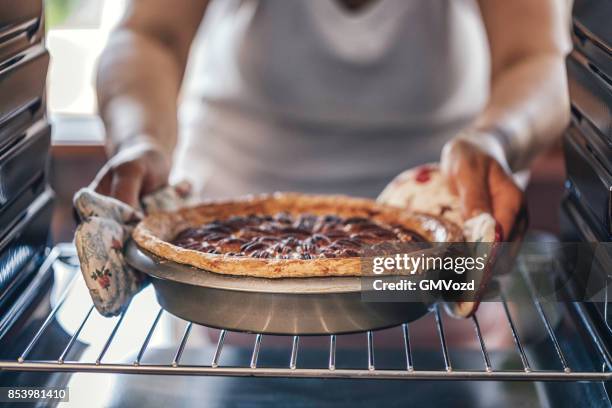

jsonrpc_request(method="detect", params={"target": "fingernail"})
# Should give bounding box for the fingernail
[174,181,192,197]
[494,223,504,242]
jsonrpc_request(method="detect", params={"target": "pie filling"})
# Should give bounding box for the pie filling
[171,213,427,259]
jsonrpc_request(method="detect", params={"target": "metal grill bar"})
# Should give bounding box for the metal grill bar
[472,315,492,372]
[212,330,227,368]
[367,331,375,371]
[3,362,610,381]
[604,277,612,334]
[134,308,163,366]
[250,334,263,369]
[58,305,94,364]
[3,246,612,382]
[401,323,413,371]
[434,305,452,372]
[500,292,531,372]
[172,322,193,367]
[328,335,336,370]
[290,336,299,369]
[521,266,571,372]
[572,301,612,371]
[96,308,128,365]
[18,274,79,363]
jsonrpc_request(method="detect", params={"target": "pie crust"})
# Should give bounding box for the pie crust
[132,193,463,278]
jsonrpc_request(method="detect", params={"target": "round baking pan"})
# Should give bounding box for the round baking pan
[125,241,431,335]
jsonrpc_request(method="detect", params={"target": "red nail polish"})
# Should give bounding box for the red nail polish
[494,222,504,242]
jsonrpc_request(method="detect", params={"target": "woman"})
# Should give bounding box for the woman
[93,0,571,242]
[90,3,572,403]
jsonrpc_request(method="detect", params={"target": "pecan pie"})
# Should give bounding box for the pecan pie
[133,193,462,278]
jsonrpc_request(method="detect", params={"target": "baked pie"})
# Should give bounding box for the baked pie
[133,193,462,278]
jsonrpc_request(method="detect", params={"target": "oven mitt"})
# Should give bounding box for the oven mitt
[377,164,502,318]
[73,182,190,317]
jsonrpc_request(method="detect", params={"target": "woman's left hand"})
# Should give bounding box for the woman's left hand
[440,138,526,241]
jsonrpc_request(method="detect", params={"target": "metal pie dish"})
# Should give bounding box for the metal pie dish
[126,240,432,335]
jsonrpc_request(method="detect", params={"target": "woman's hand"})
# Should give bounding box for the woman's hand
[92,143,172,208]
[440,138,526,241]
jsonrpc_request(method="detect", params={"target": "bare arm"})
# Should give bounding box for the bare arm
[472,0,572,170]
[441,0,571,238]
[94,0,208,205]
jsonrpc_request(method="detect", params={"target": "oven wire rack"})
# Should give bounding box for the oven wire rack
[0,245,611,382]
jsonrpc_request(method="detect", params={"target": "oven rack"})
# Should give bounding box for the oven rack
[0,245,611,382]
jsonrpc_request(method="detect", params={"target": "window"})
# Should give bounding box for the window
[46,0,126,143]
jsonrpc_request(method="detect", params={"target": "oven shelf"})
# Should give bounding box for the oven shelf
[1,245,611,382]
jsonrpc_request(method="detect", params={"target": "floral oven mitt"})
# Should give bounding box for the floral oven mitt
[73,184,189,317]
[377,164,502,317]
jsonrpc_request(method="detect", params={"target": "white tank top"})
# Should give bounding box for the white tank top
[172,0,490,198]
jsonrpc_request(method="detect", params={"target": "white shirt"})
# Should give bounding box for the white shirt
[172,0,490,198]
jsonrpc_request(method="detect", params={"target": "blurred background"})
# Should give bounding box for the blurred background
[45,0,566,242]
[45,0,123,240]
[47,0,123,123]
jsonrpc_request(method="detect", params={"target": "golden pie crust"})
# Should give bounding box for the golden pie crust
[132,193,463,278]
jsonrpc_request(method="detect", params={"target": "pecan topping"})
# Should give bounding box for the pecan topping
[172,212,426,259]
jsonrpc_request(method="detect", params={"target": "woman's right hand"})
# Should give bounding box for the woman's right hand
[92,143,171,208]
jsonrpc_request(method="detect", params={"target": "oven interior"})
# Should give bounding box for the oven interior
[0,0,611,406]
